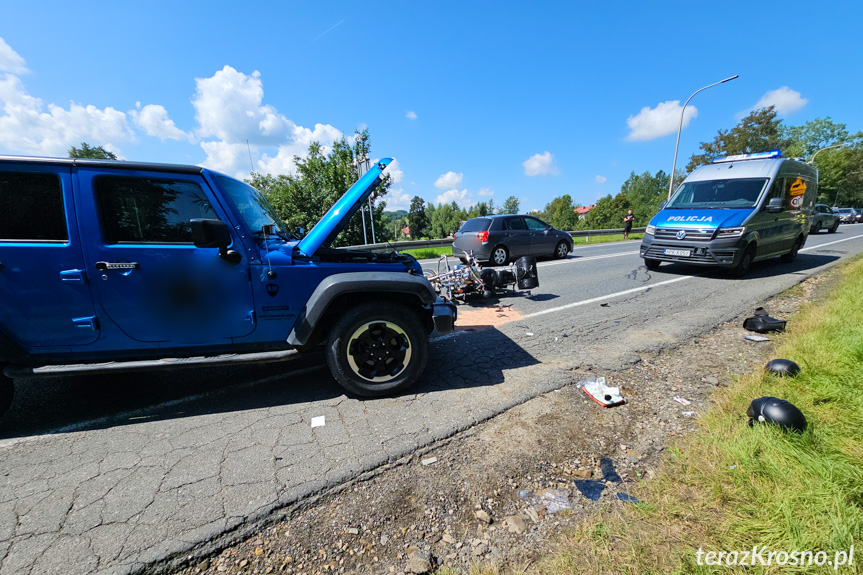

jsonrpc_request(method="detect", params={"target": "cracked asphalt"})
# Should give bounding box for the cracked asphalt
[2,227,863,575]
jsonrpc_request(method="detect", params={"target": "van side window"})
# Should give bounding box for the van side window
[765,177,787,206]
[95,176,218,244]
[0,171,68,242]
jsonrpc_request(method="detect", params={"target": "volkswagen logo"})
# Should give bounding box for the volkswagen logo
[676,230,687,240]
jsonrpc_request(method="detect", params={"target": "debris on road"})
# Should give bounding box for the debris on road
[600,457,622,482]
[574,479,605,501]
[578,376,625,407]
[765,358,801,377]
[747,396,807,432]
[518,488,572,514]
[673,396,691,406]
[744,334,770,342]
[743,307,786,333]
[310,415,326,428]
[421,456,438,466]
[616,492,641,504]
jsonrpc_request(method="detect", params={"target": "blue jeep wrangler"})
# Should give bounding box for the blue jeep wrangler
[0,155,455,416]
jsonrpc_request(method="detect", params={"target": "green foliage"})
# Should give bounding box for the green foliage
[426,201,466,239]
[542,194,578,231]
[581,193,631,229]
[783,117,850,159]
[407,196,429,239]
[620,169,678,226]
[686,106,788,171]
[246,129,388,247]
[501,195,520,214]
[68,142,117,160]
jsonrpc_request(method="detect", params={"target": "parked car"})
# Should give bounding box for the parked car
[856,209,863,223]
[836,207,857,223]
[452,214,572,265]
[810,203,840,233]
[0,155,456,417]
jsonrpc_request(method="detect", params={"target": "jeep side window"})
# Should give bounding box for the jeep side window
[95,176,218,244]
[0,171,67,242]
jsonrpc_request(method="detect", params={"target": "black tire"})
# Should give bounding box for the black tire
[732,245,755,278]
[553,241,570,259]
[325,302,428,397]
[781,237,803,264]
[829,220,839,233]
[489,245,509,266]
[813,221,822,234]
[0,368,12,418]
[643,258,661,270]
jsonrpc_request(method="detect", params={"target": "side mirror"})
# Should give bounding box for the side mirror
[190,219,242,264]
[766,197,784,213]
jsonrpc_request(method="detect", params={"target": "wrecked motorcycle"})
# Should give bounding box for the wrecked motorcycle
[424,252,539,303]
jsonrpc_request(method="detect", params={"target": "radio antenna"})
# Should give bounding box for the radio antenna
[247,140,254,173]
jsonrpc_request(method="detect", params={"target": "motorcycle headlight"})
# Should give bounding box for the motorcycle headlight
[645,225,656,235]
[716,227,745,238]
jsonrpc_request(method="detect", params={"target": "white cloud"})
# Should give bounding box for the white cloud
[0,73,134,157]
[130,103,191,141]
[383,187,411,211]
[405,110,417,119]
[436,188,474,207]
[751,86,808,116]
[477,187,494,197]
[595,175,607,183]
[625,100,697,142]
[383,158,404,184]
[0,38,27,75]
[523,151,558,176]
[434,170,463,190]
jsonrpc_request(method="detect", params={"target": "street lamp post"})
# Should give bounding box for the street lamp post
[809,143,846,165]
[668,75,739,199]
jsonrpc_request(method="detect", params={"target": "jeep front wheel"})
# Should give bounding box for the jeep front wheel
[325,303,428,397]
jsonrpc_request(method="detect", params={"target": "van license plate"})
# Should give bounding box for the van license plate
[664,248,691,257]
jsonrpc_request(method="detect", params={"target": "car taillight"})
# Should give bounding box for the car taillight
[477,231,489,243]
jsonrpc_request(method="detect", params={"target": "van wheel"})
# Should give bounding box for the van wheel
[0,368,12,418]
[829,220,839,233]
[644,258,661,270]
[732,245,755,278]
[781,237,803,263]
[325,302,428,397]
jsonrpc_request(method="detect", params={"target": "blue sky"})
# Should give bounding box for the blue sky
[1,1,861,212]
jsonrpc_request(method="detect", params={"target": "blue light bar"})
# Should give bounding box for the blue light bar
[712,150,782,163]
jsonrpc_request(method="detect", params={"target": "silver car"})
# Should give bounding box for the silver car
[836,208,857,224]
[810,204,840,233]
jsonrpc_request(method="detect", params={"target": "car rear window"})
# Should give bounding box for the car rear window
[459,218,491,233]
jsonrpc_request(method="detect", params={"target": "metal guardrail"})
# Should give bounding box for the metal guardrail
[348,228,647,253]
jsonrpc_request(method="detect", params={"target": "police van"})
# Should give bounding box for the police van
[640,151,817,277]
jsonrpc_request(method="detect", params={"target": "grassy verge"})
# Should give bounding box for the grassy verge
[542,256,863,574]
[401,247,453,259]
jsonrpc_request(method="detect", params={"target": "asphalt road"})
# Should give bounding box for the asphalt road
[3,226,863,575]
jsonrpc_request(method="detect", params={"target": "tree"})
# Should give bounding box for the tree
[246,129,389,247]
[783,117,850,159]
[407,196,429,239]
[582,193,631,229]
[542,195,578,231]
[620,169,679,225]
[686,107,788,172]
[501,195,520,214]
[68,142,117,160]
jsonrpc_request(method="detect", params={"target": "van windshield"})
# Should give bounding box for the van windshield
[666,178,769,209]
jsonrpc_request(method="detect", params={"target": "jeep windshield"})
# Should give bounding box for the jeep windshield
[666,178,769,209]
[213,174,295,240]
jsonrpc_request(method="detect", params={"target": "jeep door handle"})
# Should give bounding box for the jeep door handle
[95,262,139,271]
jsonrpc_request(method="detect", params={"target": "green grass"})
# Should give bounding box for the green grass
[571,233,643,245]
[400,235,642,261]
[400,246,453,259]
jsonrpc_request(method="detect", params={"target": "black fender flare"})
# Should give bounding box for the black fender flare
[287,272,436,346]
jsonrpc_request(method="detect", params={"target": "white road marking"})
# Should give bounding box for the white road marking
[522,275,694,319]
[800,232,863,252]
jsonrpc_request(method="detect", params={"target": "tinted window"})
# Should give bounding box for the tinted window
[95,176,218,244]
[459,218,491,233]
[0,171,67,241]
[524,217,548,231]
[667,178,768,209]
[504,217,527,230]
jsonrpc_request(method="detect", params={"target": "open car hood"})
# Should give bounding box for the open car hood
[297,157,392,256]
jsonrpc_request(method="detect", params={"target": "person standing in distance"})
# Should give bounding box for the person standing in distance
[623,209,634,239]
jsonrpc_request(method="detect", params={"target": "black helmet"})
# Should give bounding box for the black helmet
[765,359,801,377]
[747,396,807,433]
